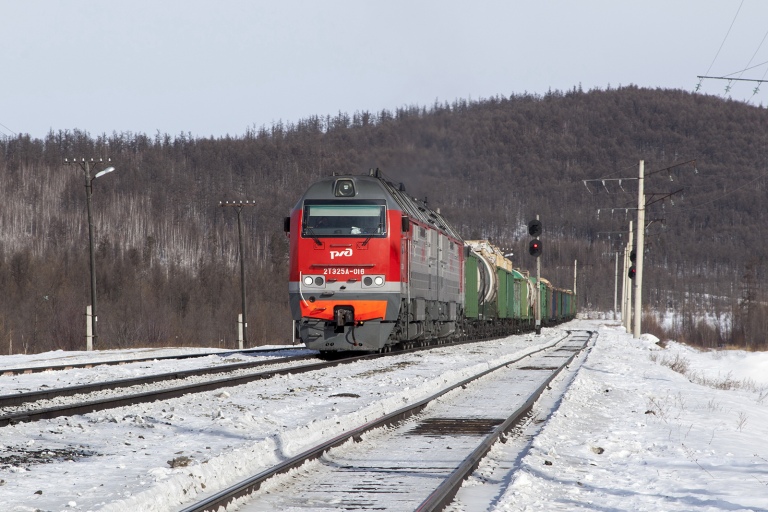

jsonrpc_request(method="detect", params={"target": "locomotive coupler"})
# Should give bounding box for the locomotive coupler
[333,306,355,333]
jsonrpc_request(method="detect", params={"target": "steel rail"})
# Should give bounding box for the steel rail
[0,332,498,427]
[1,315,570,377]
[0,326,572,428]
[0,353,317,409]
[178,331,578,512]
[0,346,306,376]
[416,329,596,511]
[0,330,507,411]
[0,353,380,427]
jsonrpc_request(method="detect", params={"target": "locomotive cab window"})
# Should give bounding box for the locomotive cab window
[302,200,387,237]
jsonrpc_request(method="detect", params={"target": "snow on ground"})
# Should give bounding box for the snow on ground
[0,345,302,372]
[0,347,316,396]
[0,347,234,370]
[661,339,768,388]
[0,319,766,511]
[0,332,552,511]
[656,308,732,335]
[498,319,768,511]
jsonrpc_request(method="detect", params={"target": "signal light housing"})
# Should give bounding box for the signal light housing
[628,266,636,279]
[528,219,542,237]
[529,239,542,257]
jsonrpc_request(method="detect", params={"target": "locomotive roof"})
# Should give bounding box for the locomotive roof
[299,170,463,241]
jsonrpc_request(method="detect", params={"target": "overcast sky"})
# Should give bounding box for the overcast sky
[2,0,767,140]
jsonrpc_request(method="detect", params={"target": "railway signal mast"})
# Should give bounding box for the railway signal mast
[628,249,636,279]
[528,218,542,334]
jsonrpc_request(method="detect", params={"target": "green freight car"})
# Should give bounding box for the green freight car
[464,241,574,338]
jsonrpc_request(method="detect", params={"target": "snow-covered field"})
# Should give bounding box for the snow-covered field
[1,318,766,511]
[497,321,768,511]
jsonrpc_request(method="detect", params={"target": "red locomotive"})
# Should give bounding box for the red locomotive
[285,169,464,353]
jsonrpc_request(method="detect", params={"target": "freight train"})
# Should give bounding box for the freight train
[285,169,576,354]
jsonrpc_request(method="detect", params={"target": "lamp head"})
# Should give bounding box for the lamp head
[94,166,116,179]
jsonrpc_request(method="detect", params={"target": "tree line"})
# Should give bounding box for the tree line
[1,85,766,353]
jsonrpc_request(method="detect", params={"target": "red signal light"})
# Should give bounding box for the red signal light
[529,239,542,257]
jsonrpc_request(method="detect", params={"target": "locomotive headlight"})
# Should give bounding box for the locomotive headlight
[303,275,314,286]
[363,275,385,287]
[334,179,356,197]
[314,276,324,286]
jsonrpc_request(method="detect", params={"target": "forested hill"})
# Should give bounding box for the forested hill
[2,85,767,353]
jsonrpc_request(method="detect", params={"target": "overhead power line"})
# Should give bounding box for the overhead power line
[694,0,768,99]
[0,121,17,137]
[671,169,768,213]
[696,0,768,102]
[738,27,768,80]
[702,0,744,78]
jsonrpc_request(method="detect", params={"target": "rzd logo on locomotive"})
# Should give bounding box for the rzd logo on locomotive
[330,248,353,260]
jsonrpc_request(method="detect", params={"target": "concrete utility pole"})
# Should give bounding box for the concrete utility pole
[613,251,619,321]
[66,158,116,351]
[85,163,97,351]
[633,160,646,339]
[624,220,633,332]
[620,246,627,324]
[220,201,257,349]
[585,159,693,330]
[536,215,541,334]
[573,259,577,296]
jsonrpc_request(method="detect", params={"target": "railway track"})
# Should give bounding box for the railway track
[0,353,341,426]
[0,352,318,410]
[0,330,535,427]
[0,346,306,376]
[179,330,595,512]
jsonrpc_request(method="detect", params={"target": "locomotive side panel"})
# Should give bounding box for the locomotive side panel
[408,223,431,301]
[441,236,463,309]
[400,220,464,339]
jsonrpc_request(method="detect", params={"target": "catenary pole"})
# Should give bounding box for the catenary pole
[614,250,619,321]
[573,259,577,296]
[620,246,627,324]
[633,160,645,338]
[624,220,633,332]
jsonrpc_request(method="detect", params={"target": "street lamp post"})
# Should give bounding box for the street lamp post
[220,200,256,349]
[67,158,115,351]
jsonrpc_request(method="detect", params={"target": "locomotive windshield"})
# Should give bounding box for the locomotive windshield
[302,200,387,237]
